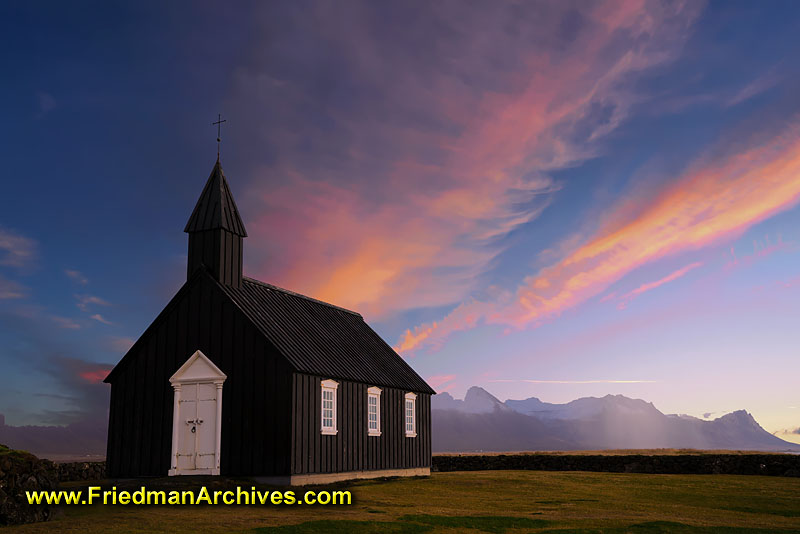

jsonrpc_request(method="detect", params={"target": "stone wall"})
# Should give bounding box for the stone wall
[28,453,800,488]
[0,444,59,526]
[432,453,800,477]
[56,461,106,482]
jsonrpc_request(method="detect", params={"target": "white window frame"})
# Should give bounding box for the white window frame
[367,386,382,436]
[321,379,338,435]
[404,392,417,437]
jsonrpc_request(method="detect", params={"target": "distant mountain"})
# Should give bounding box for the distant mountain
[506,394,661,421]
[432,386,511,413]
[432,388,800,452]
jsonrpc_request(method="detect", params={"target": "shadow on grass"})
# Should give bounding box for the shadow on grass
[721,506,800,518]
[538,521,800,533]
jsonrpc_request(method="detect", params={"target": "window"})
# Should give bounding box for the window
[404,392,417,437]
[367,387,382,436]
[321,379,338,435]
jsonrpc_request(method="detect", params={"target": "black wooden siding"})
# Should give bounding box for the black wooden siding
[186,228,243,287]
[291,373,431,475]
[106,272,293,477]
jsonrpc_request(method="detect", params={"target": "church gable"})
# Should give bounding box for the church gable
[170,350,227,384]
[104,268,296,385]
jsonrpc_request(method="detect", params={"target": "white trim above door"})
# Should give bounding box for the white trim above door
[168,350,226,476]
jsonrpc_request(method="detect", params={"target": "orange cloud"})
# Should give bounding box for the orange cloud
[244,0,702,319]
[397,123,800,353]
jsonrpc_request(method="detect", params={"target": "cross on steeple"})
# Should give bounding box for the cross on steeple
[212,113,227,160]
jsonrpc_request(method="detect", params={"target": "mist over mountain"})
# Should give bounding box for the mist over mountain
[432,387,800,452]
[2,387,797,458]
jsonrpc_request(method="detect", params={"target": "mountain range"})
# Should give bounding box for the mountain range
[2,387,797,457]
[432,387,800,452]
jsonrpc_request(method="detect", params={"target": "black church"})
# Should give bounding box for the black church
[104,159,434,484]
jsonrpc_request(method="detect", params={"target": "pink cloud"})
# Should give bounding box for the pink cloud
[426,374,457,392]
[51,316,81,329]
[616,261,704,309]
[65,269,89,285]
[0,227,37,269]
[79,368,111,384]
[725,234,790,271]
[75,294,110,312]
[397,121,800,353]
[90,314,112,325]
[0,274,27,299]
[235,0,703,320]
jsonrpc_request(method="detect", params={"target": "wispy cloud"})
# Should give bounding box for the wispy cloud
[426,374,457,392]
[74,294,110,312]
[50,316,81,330]
[65,269,89,285]
[726,70,781,107]
[0,274,27,299]
[0,227,37,269]
[616,261,703,309]
[89,313,112,325]
[397,120,800,354]
[0,311,110,426]
[106,336,134,353]
[237,0,704,319]
[725,234,790,271]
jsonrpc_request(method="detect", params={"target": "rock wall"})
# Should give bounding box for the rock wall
[0,444,59,526]
[56,461,106,482]
[432,453,800,477]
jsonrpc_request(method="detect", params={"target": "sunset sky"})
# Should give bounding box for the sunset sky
[1,1,799,443]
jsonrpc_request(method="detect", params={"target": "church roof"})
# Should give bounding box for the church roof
[184,160,248,236]
[219,276,435,394]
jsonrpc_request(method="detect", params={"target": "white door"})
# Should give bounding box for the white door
[176,382,218,472]
[168,350,226,476]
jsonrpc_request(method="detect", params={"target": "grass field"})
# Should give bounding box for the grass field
[8,471,800,533]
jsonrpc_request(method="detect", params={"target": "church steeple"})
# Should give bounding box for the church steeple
[184,160,247,287]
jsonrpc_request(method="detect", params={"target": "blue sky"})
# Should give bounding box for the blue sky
[1,0,799,443]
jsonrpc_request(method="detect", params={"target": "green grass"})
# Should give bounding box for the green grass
[7,471,800,533]
[0,443,39,462]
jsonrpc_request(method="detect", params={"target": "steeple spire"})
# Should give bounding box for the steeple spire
[184,160,247,287]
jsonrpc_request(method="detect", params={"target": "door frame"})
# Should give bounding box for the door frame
[167,350,227,476]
